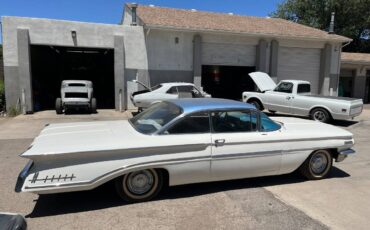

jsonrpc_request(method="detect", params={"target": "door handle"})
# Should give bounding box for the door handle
[286,96,291,100]
[214,139,225,147]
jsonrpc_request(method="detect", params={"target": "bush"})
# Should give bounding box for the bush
[0,80,5,112]
[7,106,20,117]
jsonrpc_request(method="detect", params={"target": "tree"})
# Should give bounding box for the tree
[271,0,370,53]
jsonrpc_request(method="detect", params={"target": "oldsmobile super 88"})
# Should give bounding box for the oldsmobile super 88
[15,98,355,202]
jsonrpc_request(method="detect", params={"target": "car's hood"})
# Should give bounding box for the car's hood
[21,120,145,158]
[271,117,353,139]
[248,72,277,92]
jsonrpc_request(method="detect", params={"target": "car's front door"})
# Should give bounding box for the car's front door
[266,82,294,113]
[210,110,282,181]
[160,111,212,185]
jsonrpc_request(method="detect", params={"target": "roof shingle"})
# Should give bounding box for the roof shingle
[129,4,351,42]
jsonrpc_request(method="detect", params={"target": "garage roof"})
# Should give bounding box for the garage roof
[341,52,370,65]
[127,4,351,42]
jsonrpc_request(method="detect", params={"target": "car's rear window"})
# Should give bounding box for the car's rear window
[297,84,311,94]
[130,102,182,134]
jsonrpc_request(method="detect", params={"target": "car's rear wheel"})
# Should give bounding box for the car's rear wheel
[91,98,97,113]
[299,150,332,180]
[310,108,331,123]
[55,98,63,114]
[115,169,163,202]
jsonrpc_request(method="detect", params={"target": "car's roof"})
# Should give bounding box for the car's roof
[167,98,256,113]
[159,82,194,87]
[62,80,92,84]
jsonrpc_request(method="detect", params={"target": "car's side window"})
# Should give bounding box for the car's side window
[211,110,257,133]
[274,82,293,93]
[177,86,193,98]
[165,111,210,134]
[167,86,178,94]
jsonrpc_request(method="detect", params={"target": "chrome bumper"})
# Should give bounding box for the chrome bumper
[336,149,355,162]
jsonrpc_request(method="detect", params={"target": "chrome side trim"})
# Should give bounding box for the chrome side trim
[217,136,352,146]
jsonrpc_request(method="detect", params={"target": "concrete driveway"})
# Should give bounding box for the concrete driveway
[0,109,369,229]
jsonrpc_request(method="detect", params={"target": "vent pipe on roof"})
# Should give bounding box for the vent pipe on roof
[328,12,335,34]
[131,3,138,26]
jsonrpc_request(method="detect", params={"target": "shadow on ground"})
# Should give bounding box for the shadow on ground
[267,112,358,127]
[64,109,98,115]
[26,166,349,218]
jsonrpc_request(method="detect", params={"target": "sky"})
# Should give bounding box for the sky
[0,0,283,43]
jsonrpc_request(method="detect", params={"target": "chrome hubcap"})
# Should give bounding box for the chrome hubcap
[127,170,154,195]
[313,111,326,121]
[310,153,328,174]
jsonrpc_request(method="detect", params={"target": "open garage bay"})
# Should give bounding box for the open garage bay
[30,45,115,111]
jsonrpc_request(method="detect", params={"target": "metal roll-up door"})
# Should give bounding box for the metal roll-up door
[202,42,256,66]
[278,47,321,93]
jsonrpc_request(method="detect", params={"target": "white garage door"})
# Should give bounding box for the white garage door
[202,42,256,66]
[278,47,321,94]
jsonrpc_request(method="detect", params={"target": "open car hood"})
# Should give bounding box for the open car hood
[248,72,277,92]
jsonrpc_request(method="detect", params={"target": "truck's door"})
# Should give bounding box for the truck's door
[290,83,311,115]
[266,82,294,113]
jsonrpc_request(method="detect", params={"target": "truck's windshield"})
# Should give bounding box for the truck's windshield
[274,82,293,93]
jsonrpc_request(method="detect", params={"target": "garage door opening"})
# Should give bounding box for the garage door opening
[201,65,256,100]
[30,45,114,111]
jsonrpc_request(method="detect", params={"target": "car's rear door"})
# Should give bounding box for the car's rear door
[210,110,282,181]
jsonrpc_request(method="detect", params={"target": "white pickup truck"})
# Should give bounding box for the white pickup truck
[242,72,363,123]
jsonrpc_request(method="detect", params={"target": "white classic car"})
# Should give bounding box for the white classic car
[130,81,211,110]
[55,80,97,114]
[16,98,355,202]
[242,72,363,123]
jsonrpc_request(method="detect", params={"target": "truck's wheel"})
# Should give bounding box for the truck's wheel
[299,150,333,180]
[91,98,97,113]
[310,108,331,123]
[115,169,163,203]
[248,100,263,111]
[55,98,63,114]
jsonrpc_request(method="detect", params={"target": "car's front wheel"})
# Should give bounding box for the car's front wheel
[55,98,63,114]
[299,150,333,180]
[91,98,97,113]
[115,169,163,202]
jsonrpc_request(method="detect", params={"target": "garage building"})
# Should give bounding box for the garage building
[1,3,351,113]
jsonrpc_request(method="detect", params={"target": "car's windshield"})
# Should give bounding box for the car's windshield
[130,102,182,134]
[260,112,281,131]
[151,84,162,91]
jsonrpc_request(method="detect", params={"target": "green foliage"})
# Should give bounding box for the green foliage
[271,0,370,52]
[7,105,21,117]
